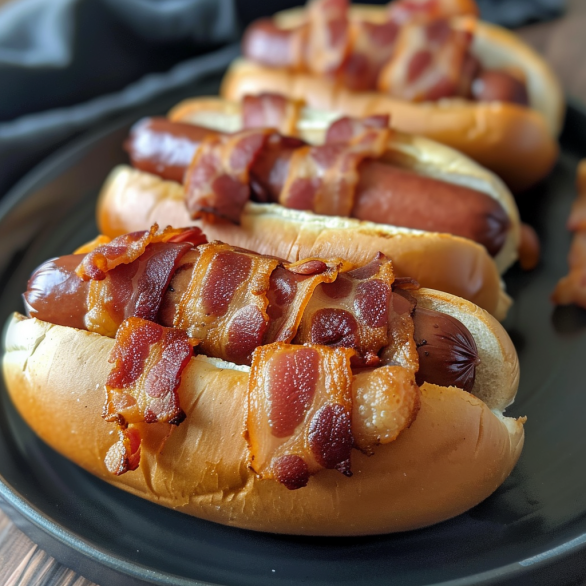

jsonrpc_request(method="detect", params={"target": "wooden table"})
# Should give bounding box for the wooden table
[2,2,586,584]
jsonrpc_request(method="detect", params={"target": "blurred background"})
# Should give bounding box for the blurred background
[0,0,577,201]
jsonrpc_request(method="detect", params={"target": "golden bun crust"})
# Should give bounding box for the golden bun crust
[221,58,557,192]
[3,308,524,535]
[168,96,520,273]
[97,165,510,319]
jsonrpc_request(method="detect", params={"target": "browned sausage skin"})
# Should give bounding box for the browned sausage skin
[125,117,510,256]
[24,247,480,392]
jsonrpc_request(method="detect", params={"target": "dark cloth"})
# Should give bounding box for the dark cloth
[0,0,566,198]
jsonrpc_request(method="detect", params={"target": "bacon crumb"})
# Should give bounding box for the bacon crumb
[552,160,586,308]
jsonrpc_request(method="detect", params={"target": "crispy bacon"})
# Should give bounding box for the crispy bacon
[183,129,273,223]
[103,317,194,474]
[553,161,586,308]
[377,18,474,101]
[387,0,479,25]
[265,258,348,343]
[84,241,194,337]
[279,117,391,217]
[380,289,419,372]
[552,232,586,307]
[339,20,399,91]
[306,0,351,75]
[76,225,206,281]
[325,114,391,150]
[294,253,395,365]
[104,317,194,426]
[247,343,355,489]
[242,93,306,136]
[104,426,142,476]
[173,242,280,364]
[351,365,420,453]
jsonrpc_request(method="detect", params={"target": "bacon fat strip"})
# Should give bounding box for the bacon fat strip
[126,117,511,257]
[552,160,586,307]
[24,238,478,391]
[3,282,523,535]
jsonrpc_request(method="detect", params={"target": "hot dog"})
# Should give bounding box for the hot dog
[221,0,563,191]
[126,117,509,256]
[3,225,524,534]
[97,96,521,319]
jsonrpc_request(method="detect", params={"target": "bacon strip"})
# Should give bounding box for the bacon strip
[306,0,351,75]
[294,253,395,366]
[103,317,194,475]
[377,18,475,101]
[265,258,349,344]
[553,160,586,308]
[387,0,479,25]
[76,225,206,281]
[279,117,391,217]
[380,288,419,372]
[183,129,273,223]
[84,241,195,337]
[247,343,355,489]
[173,243,280,365]
[339,20,399,91]
[242,93,306,137]
[325,114,391,150]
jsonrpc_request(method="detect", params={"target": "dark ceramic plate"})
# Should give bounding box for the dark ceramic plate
[1,93,586,586]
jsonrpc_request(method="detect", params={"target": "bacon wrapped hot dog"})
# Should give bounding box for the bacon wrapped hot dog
[221,0,563,191]
[4,225,523,534]
[98,97,521,319]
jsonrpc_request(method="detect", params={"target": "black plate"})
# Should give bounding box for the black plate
[1,93,586,586]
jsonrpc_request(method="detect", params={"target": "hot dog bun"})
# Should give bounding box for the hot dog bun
[98,166,510,320]
[220,6,563,192]
[3,287,523,535]
[166,95,520,274]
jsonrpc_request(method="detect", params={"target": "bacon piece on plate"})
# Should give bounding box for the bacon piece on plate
[388,0,479,25]
[377,18,474,101]
[294,253,395,366]
[279,116,391,217]
[173,242,280,365]
[306,0,351,75]
[247,343,355,489]
[76,225,206,281]
[242,93,306,136]
[552,232,586,307]
[553,161,586,308]
[265,257,349,344]
[84,241,195,337]
[183,129,273,223]
[103,317,194,474]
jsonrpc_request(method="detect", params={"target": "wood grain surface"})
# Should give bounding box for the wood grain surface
[0,2,585,585]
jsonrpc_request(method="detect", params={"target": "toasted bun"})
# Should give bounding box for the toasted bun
[220,6,563,191]
[168,96,520,273]
[97,165,511,319]
[3,290,523,535]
